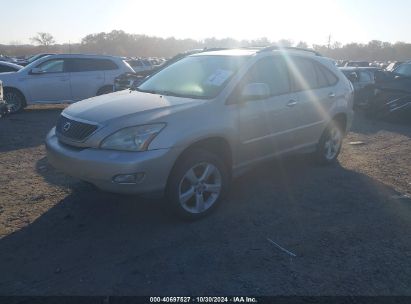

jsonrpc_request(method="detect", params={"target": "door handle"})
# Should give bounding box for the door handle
[286,100,298,107]
[328,92,336,99]
[59,78,69,82]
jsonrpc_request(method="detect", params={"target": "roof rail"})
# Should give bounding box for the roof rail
[258,46,322,56]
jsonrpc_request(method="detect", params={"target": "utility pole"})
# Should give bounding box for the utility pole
[327,34,332,49]
[69,40,71,54]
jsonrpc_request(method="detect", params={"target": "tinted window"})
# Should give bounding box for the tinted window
[36,59,64,73]
[241,57,290,96]
[394,64,411,77]
[288,57,318,91]
[0,65,18,72]
[288,58,338,91]
[67,58,118,72]
[359,71,373,82]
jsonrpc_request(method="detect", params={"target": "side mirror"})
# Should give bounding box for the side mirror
[30,67,44,74]
[347,72,358,82]
[241,83,270,100]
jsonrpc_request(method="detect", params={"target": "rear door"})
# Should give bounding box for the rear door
[287,57,339,147]
[236,56,300,163]
[66,58,106,101]
[103,59,122,84]
[26,58,72,102]
[357,70,374,105]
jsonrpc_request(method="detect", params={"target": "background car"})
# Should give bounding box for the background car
[385,61,403,71]
[368,61,411,117]
[114,50,211,92]
[0,54,135,112]
[345,61,370,67]
[340,67,381,108]
[0,80,9,117]
[125,58,154,73]
[0,61,23,73]
[17,53,55,66]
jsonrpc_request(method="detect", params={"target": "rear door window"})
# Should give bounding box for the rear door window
[67,58,118,72]
[319,64,338,86]
[287,57,318,91]
[359,71,373,82]
[288,57,338,91]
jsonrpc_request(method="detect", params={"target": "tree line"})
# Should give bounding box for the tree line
[1,30,411,61]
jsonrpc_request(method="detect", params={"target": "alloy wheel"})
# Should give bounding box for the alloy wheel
[178,162,222,214]
[324,125,342,160]
[4,92,22,113]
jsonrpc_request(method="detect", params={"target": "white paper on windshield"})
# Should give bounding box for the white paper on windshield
[204,69,233,86]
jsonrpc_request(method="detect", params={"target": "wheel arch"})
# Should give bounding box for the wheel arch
[332,112,348,134]
[3,86,27,104]
[167,136,233,186]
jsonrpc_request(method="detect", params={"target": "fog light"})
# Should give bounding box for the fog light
[113,173,145,184]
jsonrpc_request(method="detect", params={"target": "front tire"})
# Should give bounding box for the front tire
[166,149,229,220]
[4,89,26,113]
[315,120,344,165]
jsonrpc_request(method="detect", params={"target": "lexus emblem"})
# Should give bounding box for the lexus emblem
[63,122,71,132]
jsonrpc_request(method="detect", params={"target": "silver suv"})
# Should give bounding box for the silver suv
[46,47,354,219]
[0,54,134,113]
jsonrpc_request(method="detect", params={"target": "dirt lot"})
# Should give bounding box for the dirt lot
[0,105,410,296]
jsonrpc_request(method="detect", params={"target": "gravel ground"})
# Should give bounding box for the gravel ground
[0,105,410,296]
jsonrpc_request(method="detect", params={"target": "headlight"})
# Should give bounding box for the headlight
[101,123,165,151]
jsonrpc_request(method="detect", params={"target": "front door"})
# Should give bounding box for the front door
[235,56,300,164]
[27,58,72,102]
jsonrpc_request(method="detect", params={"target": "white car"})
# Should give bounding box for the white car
[0,61,23,73]
[0,54,135,112]
[125,58,154,73]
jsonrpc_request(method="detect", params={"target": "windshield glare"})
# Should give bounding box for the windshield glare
[137,55,249,99]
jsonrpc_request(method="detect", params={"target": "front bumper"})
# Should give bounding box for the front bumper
[45,128,181,194]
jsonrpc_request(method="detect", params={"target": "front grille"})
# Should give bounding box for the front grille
[56,115,98,141]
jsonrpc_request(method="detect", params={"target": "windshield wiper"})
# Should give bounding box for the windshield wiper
[134,88,210,99]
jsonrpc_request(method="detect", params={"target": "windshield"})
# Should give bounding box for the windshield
[137,55,249,99]
[394,63,411,77]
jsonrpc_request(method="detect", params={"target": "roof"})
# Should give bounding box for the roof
[340,67,381,71]
[193,46,322,57]
[193,49,258,57]
[46,54,123,59]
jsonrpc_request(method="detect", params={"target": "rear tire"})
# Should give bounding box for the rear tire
[166,149,229,220]
[315,120,344,165]
[4,88,26,113]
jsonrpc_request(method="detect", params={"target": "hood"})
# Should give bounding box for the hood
[63,90,205,124]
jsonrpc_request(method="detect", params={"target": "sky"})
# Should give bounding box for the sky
[1,0,410,46]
